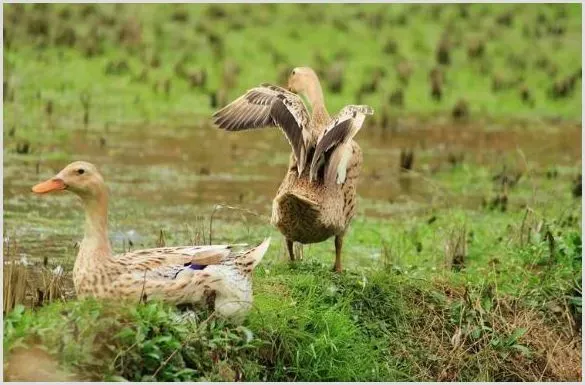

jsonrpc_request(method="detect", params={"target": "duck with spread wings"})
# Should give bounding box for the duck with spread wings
[212,67,373,272]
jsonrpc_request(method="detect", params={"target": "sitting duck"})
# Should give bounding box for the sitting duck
[32,161,270,321]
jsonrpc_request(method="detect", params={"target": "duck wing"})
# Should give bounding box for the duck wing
[115,244,235,277]
[309,105,373,184]
[114,238,270,280]
[212,84,311,175]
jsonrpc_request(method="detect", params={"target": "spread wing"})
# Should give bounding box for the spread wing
[212,84,311,175]
[309,105,373,182]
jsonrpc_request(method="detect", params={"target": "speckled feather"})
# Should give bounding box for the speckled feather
[212,67,372,271]
[73,239,270,322]
[32,161,270,321]
[212,84,311,174]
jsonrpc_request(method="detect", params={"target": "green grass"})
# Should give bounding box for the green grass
[3,4,582,151]
[3,3,582,382]
[4,200,582,381]
[4,229,581,381]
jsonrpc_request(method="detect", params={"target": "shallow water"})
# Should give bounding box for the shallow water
[3,117,582,264]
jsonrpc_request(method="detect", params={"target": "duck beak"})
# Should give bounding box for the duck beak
[32,178,67,194]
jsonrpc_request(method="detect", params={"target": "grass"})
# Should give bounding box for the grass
[3,162,582,381]
[3,4,582,151]
[4,240,581,381]
[4,201,582,381]
[2,3,582,382]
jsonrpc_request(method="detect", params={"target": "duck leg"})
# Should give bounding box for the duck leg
[333,235,343,272]
[286,239,296,261]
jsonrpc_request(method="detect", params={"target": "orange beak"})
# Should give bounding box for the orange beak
[32,178,67,194]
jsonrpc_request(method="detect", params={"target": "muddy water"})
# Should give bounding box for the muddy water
[3,117,582,263]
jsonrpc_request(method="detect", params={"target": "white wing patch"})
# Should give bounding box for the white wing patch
[324,142,353,185]
[336,143,354,184]
[316,105,373,185]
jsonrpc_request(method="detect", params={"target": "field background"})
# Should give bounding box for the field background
[3,3,582,382]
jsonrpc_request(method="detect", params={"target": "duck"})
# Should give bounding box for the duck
[212,66,373,272]
[31,161,270,321]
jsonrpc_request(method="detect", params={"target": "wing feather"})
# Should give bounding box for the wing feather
[115,244,240,269]
[213,84,311,174]
[310,105,373,183]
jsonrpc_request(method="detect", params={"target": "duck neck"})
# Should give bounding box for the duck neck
[306,80,329,126]
[77,189,112,269]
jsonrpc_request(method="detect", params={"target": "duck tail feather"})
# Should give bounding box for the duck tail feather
[235,237,271,274]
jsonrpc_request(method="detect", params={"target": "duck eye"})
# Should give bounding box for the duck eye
[292,70,296,75]
[77,169,85,175]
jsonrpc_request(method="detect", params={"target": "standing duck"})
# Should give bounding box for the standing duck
[212,67,373,272]
[31,161,270,321]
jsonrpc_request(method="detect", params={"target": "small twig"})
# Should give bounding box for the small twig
[208,203,267,245]
[491,263,503,320]
[404,168,458,201]
[519,207,532,246]
[516,147,536,207]
[138,270,148,304]
[209,205,220,245]
[538,335,562,381]
[111,339,141,369]
[80,91,91,129]
[544,225,556,264]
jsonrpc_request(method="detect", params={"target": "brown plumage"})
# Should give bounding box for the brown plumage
[213,67,373,272]
[31,161,270,321]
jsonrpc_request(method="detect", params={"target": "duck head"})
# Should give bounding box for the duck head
[32,161,106,200]
[287,66,319,94]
